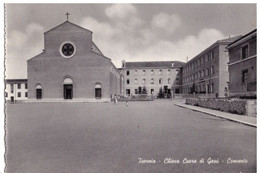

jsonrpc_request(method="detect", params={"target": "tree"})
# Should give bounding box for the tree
[142,86,148,94]
[158,87,164,98]
[138,86,142,94]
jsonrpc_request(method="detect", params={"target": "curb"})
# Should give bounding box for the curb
[174,103,257,128]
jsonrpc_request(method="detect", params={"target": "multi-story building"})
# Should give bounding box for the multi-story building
[226,29,257,97]
[5,79,28,102]
[118,61,185,97]
[181,36,241,98]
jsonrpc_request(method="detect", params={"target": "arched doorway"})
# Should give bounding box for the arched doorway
[63,78,73,99]
[36,84,42,99]
[95,84,102,99]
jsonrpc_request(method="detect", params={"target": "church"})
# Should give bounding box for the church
[27,17,121,102]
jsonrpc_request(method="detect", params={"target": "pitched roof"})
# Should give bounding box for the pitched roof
[218,35,242,43]
[227,29,257,48]
[44,21,93,34]
[185,35,242,64]
[27,52,45,61]
[124,61,185,68]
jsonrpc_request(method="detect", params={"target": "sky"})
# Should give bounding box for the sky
[5,3,256,79]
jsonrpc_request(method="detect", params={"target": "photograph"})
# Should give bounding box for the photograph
[4,3,257,173]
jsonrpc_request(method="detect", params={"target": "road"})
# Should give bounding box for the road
[6,101,256,173]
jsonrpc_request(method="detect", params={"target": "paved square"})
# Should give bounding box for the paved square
[6,101,256,173]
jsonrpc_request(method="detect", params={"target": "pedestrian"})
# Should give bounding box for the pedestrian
[126,100,128,107]
[224,87,228,98]
[114,94,116,104]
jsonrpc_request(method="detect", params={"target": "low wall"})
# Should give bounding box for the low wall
[186,98,257,116]
[173,93,217,99]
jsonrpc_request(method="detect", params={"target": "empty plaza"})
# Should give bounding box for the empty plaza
[6,101,256,173]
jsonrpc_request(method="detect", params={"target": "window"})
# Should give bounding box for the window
[206,68,209,76]
[199,71,201,78]
[202,70,205,77]
[10,84,14,93]
[211,66,214,74]
[143,78,146,84]
[134,70,138,75]
[167,69,171,75]
[18,83,21,89]
[25,83,28,89]
[151,89,154,94]
[199,59,201,66]
[206,54,209,62]
[203,56,205,64]
[126,70,130,76]
[159,78,163,84]
[135,89,138,94]
[241,45,249,59]
[18,92,21,97]
[211,83,214,93]
[168,78,171,84]
[143,70,146,75]
[60,42,75,58]
[134,78,138,84]
[127,79,130,84]
[5,92,8,97]
[25,92,28,97]
[159,69,162,75]
[242,69,248,84]
[151,70,154,75]
[151,78,154,84]
[211,51,215,60]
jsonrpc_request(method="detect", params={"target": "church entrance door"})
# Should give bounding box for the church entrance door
[64,84,73,99]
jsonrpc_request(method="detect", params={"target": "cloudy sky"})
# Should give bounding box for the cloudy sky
[5,4,256,79]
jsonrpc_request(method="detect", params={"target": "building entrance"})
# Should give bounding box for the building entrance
[36,89,42,99]
[64,84,73,99]
[95,84,102,99]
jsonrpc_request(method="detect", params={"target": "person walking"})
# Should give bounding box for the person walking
[114,95,117,104]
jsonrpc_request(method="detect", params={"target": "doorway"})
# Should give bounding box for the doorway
[95,84,102,99]
[64,84,73,99]
[36,89,42,99]
[10,96,14,103]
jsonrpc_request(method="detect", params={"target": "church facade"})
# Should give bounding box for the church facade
[27,21,121,101]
